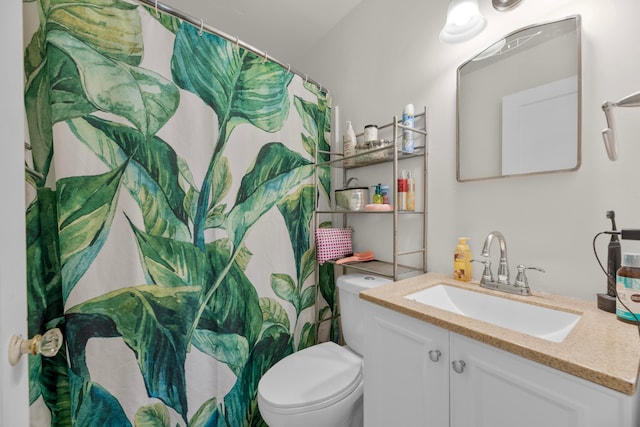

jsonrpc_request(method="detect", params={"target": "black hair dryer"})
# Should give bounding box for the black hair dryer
[598,211,621,313]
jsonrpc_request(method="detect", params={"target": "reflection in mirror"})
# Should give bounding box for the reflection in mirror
[457,16,581,182]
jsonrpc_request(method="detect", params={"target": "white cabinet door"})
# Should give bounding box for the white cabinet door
[364,302,449,427]
[364,303,639,427]
[449,333,638,427]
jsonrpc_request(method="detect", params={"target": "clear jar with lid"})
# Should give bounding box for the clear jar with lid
[364,124,378,142]
[616,253,640,323]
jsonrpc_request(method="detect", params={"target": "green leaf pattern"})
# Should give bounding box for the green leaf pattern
[24,1,331,426]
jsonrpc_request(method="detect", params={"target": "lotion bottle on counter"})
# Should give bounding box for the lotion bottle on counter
[453,237,472,282]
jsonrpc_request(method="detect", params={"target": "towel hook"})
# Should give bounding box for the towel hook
[8,328,63,366]
[198,18,204,36]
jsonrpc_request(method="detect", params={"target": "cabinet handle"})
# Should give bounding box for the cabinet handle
[451,360,466,374]
[428,349,441,362]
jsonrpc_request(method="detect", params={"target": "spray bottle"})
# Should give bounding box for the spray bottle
[406,171,415,211]
[397,170,408,210]
[402,104,415,153]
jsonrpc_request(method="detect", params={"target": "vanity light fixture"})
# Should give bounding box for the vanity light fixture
[492,0,523,12]
[440,0,487,44]
[601,91,640,161]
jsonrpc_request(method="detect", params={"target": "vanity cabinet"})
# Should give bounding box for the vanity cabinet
[363,301,639,427]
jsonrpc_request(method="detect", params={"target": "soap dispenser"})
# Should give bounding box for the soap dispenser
[373,184,384,204]
[454,237,473,282]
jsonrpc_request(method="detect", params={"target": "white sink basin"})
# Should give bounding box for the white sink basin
[405,284,581,343]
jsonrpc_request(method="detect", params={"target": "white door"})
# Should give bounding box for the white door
[0,0,29,425]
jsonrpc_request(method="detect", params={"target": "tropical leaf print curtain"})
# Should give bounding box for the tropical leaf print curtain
[23,0,334,425]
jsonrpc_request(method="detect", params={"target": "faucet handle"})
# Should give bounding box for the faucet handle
[514,265,545,289]
[472,259,493,284]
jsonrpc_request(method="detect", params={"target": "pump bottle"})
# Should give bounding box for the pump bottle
[373,184,384,204]
[343,121,356,167]
[454,237,473,282]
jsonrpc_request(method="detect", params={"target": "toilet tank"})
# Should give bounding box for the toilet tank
[337,273,391,355]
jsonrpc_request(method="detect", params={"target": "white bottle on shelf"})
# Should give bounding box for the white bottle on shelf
[397,170,408,211]
[406,171,415,211]
[343,121,356,166]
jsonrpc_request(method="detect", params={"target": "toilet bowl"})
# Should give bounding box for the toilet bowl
[257,274,391,427]
[258,341,363,427]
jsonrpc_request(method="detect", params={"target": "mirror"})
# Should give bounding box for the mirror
[457,16,581,182]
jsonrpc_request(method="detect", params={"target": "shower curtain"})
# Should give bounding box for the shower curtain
[23,0,335,425]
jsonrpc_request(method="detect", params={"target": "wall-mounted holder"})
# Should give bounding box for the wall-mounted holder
[601,91,640,161]
[8,328,63,366]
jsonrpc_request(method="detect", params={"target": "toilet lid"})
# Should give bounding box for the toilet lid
[258,342,363,411]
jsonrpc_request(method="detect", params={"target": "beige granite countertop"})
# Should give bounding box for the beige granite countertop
[360,272,640,395]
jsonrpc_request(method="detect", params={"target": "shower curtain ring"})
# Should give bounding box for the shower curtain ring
[304,74,308,84]
[234,37,240,50]
[286,64,291,74]
[198,18,204,36]
[262,51,268,64]
[154,0,159,17]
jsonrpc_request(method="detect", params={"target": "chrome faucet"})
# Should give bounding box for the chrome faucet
[481,231,510,284]
[476,231,545,296]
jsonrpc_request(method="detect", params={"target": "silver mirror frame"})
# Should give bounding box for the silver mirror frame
[456,15,582,182]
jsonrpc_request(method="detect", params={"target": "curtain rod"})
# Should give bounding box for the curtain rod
[135,0,328,96]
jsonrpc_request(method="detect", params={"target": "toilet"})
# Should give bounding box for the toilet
[257,273,391,427]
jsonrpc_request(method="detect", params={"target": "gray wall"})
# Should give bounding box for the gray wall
[299,0,640,301]
[1,0,28,425]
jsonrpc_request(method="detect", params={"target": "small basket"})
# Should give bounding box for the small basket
[315,228,353,264]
